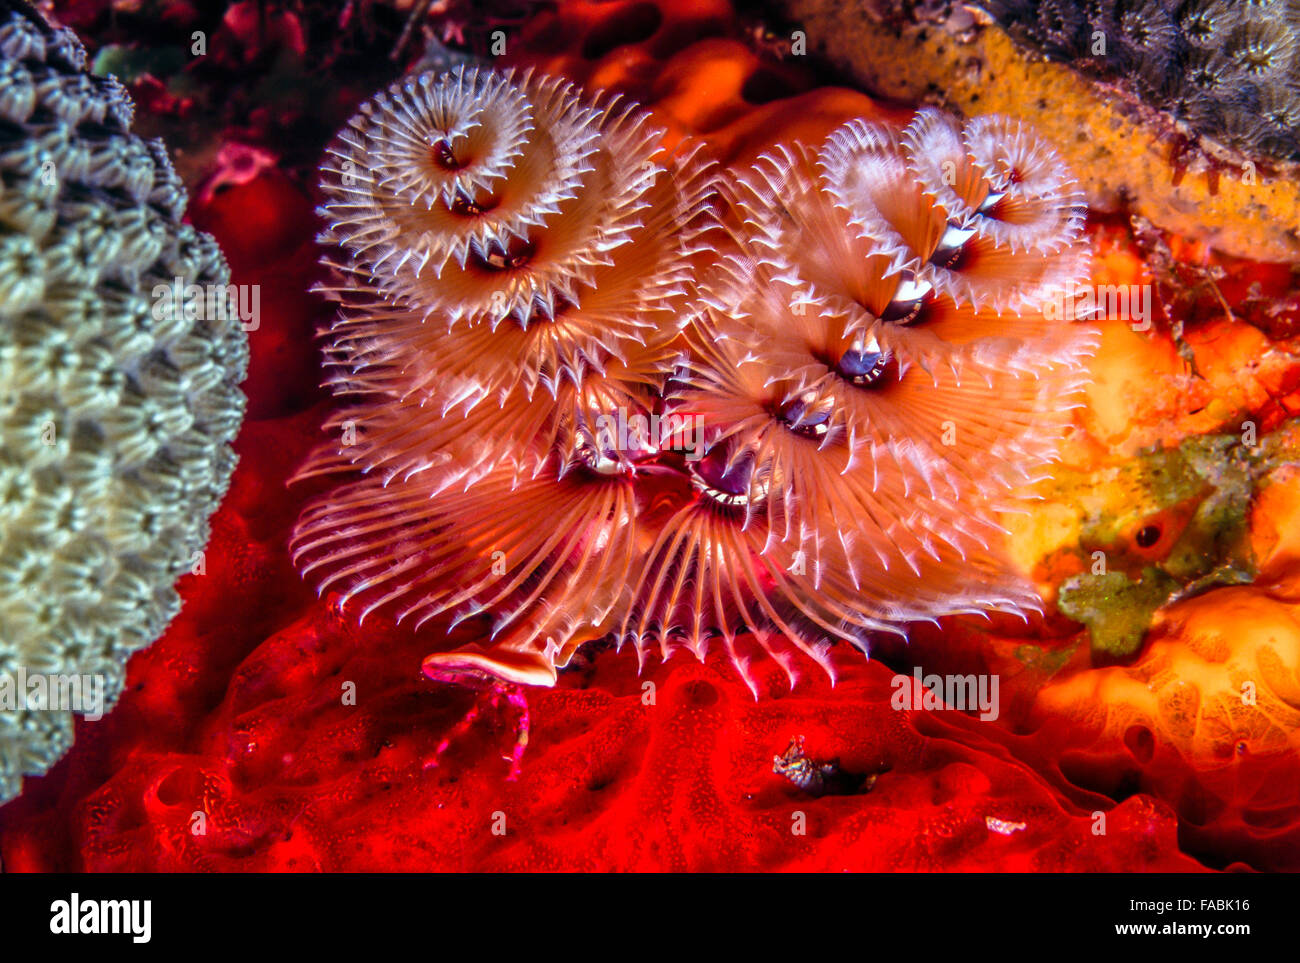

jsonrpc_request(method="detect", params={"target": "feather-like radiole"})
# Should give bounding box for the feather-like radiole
[298,73,1099,691]
[293,447,643,686]
[615,252,1078,685]
[683,254,1092,514]
[610,109,1097,688]
[913,111,1087,256]
[728,139,907,331]
[818,111,1090,314]
[293,328,670,497]
[316,141,717,406]
[320,67,597,314]
[321,65,711,332]
[295,68,722,683]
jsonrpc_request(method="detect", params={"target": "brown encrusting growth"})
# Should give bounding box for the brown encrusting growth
[293,66,1095,692]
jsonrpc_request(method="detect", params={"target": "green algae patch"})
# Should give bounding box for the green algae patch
[1058,568,1179,659]
[1045,421,1300,661]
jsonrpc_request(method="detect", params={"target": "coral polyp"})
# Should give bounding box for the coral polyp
[297,65,1095,691]
[0,1,248,802]
[978,0,1300,162]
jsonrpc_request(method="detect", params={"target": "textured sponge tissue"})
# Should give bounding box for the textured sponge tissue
[0,1,248,802]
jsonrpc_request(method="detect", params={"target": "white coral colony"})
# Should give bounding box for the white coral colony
[297,65,1096,695]
[0,3,248,802]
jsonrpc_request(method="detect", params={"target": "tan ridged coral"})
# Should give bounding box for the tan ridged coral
[0,3,248,802]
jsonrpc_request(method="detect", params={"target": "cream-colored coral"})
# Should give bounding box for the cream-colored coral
[0,4,247,803]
